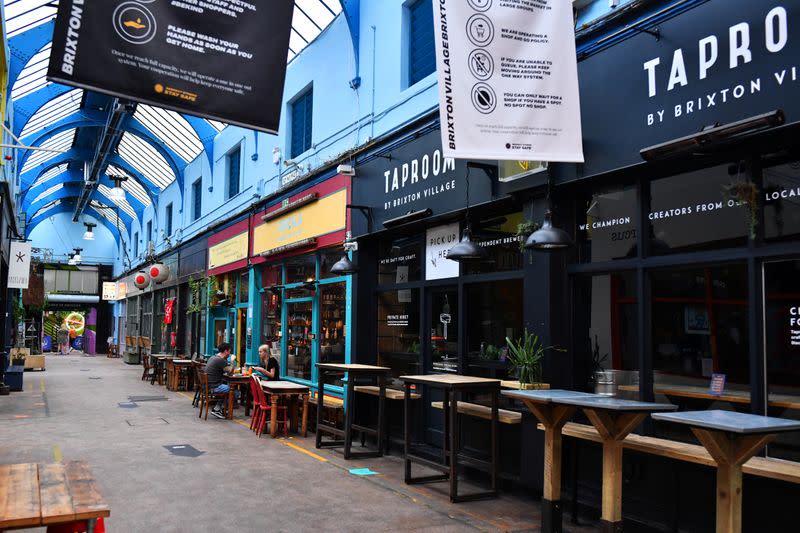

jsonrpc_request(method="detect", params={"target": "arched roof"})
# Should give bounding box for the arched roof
[6,0,343,252]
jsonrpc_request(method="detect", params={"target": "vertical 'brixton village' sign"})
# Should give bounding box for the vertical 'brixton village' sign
[47,0,294,133]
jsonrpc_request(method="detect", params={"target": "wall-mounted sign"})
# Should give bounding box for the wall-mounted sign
[425,223,460,280]
[578,1,800,179]
[253,189,346,255]
[102,282,118,301]
[117,282,127,300]
[432,0,583,162]
[208,232,248,269]
[8,241,32,289]
[47,0,294,133]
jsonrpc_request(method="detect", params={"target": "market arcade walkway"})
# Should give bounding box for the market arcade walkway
[0,356,596,532]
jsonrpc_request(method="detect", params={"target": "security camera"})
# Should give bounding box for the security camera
[284,159,296,167]
[337,164,355,176]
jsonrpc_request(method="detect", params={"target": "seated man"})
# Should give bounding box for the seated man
[205,342,233,418]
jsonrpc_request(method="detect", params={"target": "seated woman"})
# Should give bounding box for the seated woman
[252,344,280,381]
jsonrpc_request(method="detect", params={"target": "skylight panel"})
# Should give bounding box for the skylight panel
[21,128,75,175]
[20,89,83,139]
[207,119,226,132]
[97,184,137,218]
[4,0,58,38]
[288,0,341,62]
[30,183,63,207]
[11,43,52,100]
[133,105,204,162]
[117,132,176,189]
[30,163,69,189]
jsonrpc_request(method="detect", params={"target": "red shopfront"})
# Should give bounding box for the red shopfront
[249,175,353,392]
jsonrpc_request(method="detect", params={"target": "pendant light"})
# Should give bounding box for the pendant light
[447,166,487,262]
[72,248,82,264]
[83,222,96,241]
[524,178,573,251]
[330,231,358,275]
[108,176,127,202]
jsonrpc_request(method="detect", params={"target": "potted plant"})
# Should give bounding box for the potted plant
[505,329,561,390]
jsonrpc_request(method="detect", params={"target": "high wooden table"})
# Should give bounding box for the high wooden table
[554,395,676,532]
[315,363,391,459]
[151,354,174,385]
[167,359,193,391]
[503,389,596,532]
[0,461,110,531]
[400,374,501,503]
[261,380,310,438]
[652,410,800,533]
[225,374,252,419]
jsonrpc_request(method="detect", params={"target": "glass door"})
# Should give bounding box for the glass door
[286,299,314,381]
[429,287,458,373]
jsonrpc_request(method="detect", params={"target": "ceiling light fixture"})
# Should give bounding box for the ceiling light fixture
[448,166,487,263]
[83,222,96,241]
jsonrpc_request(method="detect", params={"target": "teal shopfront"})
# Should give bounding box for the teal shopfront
[250,174,353,395]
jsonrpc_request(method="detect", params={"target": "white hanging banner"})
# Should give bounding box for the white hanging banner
[433,0,584,162]
[8,241,32,289]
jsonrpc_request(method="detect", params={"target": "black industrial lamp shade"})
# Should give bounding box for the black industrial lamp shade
[447,224,487,262]
[330,255,358,274]
[524,211,573,251]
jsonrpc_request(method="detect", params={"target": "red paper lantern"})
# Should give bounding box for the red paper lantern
[134,270,150,290]
[149,262,170,283]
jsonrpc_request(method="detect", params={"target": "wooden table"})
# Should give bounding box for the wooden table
[167,359,193,391]
[316,363,391,459]
[652,410,800,533]
[554,395,676,532]
[225,374,252,419]
[0,461,110,531]
[400,374,501,503]
[618,384,800,410]
[261,381,310,438]
[503,389,596,532]
[151,354,174,385]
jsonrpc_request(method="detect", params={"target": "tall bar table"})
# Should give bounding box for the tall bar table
[503,389,596,532]
[652,410,800,533]
[315,363,391,459]
[554,395,676,532]
[400,374,501,503]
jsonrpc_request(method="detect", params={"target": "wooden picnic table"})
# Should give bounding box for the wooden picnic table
[0,461,109,531]
[261,380,310,438]
[618,383,800,410]
[652,410,800,533]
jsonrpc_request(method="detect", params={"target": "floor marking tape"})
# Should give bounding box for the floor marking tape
[40,378,45,392]
[282,440,328,462]
[53,445,62,462]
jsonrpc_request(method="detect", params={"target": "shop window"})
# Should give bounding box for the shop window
[464,211,524,275]
[764,161,800,241]
[192,178,202,221]
[165,203,173,237]
[290,88,313,158]
[286,254,316,284]
[319,247,346,279]
[650,164,749,254]
[286,300,313,381]
[576,184,637,263]
[238,272,249,304]
[377,289,421,386]
[464,280,523,379]
[260,286,282,346]
[573,272,639,396]
[141,295,153,339]
[226,147,241,199]
[764,260,800,462]
[320,282,347,385]
[146,221,152,245]
[430,288,458,373]
[407,0,435,86]
[378,235,421,285]
[133,232,139,257]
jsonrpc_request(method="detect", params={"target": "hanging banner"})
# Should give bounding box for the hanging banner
[46,0,294,133]
[433,0,584,162]
[8,241,32,289]
[164,298,176,325]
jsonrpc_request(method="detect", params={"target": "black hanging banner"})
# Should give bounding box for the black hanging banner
[47,0,294,133]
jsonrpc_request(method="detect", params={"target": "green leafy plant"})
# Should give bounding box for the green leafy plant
[723,181,759,240]
[515,220,540,252]
[505,329,563,384]
[186,276,208,314]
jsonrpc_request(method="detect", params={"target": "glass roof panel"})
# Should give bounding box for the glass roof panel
[19,89,83,139]
[117,132,176,189]
[4,0,57,38]
[97,184,137,219]
[21,128,75,175]
[107,165,152,206]
[88,201,129,239]
[289,0,339,60]
[35,198,61,219]
[11,43,52,101]
[30,183,63,207]
[30,163,69,189]
[133,105,204,162]
[207,119,226,132]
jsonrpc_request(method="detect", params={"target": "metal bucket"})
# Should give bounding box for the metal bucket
[594,370,616,396]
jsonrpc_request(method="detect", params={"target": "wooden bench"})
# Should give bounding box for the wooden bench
[540,421,800,484]
[308,393,344,409]
[431,400,522,424]
[354,385,421,400]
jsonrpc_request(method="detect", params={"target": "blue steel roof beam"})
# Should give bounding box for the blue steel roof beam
[21,167,84,210]
[123,115,187,193]
[28,188,134,228]
[11,85,77,137]
[17,108,109,170]
[179,114,217,169]
[73,99,129,222]
[26,203,124,242]
[7,20,56,93]
[22,172,147,218]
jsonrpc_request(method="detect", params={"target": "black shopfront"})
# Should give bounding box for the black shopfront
[350,119,561,481]
[550,1,800,530]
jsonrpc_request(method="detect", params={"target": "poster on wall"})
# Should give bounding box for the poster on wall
[47,0,294,133]
[432,0,584,162]
[425,223,460,280]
